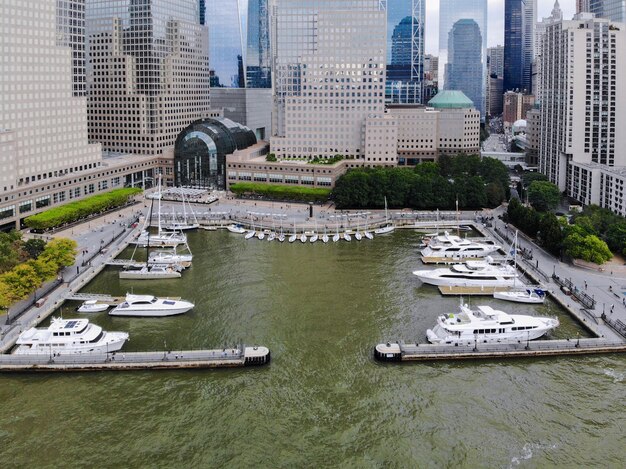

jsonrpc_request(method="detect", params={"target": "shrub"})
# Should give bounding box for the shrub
[229,183,331,202]
[24,187,142,230]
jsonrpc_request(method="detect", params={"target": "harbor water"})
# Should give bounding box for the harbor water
[0,230,624,467]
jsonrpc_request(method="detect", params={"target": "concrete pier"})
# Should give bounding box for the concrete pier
[0,346,270,372]
[374,339,626,363]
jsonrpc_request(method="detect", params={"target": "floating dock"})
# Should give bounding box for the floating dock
[374,339,626,362]
[0,346,270,372]
[438,285,512,296]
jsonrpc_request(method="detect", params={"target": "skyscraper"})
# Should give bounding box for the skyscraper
[504,0,525,92]
[385,0,425,104]
[522,0,536,92]
[271,0,386,159]
[580,0,625,21]
[205,0,271,89]
[537,12,625,215]
[439,0,487,117]
[56,0,87,97]
[444,19,483,118]
[85,0,212,156]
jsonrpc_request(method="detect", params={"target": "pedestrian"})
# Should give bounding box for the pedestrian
[536,260,539,268]
[611,304,615,313]
[584,281,587,290]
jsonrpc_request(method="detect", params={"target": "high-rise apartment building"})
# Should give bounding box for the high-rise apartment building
[438,0,487,117]
[385,0,425,104]
[85,0,212,156]
[579,0,626,22]
[444,20,483,119]
[271,0,386,160]
[537,13,626,215]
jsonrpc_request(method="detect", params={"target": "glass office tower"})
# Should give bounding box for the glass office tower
[439,0,487,117]
[444,19,483,116]
[206,0,271,88]
[504,0,524,92]
[385,0,425,104]
[589,0,626,21]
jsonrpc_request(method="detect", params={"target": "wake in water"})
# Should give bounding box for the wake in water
[603,368,624,383]
[509,442,558,468]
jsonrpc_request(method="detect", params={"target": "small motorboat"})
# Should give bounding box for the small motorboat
[77,300,109,313]
[494,288,546,304]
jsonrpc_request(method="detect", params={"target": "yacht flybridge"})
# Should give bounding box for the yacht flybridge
[420,231,500,259]
[14,318,128,354]
[413,257,518,287]
[426,301,559,344]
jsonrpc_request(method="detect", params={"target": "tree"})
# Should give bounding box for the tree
[563,232,612,264]
[521,172,548,187]
[414,161,440,177]
[0,279,18,309]
[23,238,47,259]
[454,176,487,209]
[478,157,510,199]
[39,238,77,268]
[606,222,626,256]
[29,258,59,281]
[527,181,560,212]
[1,264,42,300]
[539,213,564,256]
[485,182,505,208]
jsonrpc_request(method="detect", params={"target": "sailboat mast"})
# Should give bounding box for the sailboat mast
[157,175,162,236]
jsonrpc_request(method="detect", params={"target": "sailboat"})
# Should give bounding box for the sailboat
[310,221,318,243]
[321,227,329,243]
[135,177,187,247]
[333,219,340,242]
[121,196,183,280]
[289,220,297,243]
[163,189,199,231]
[374,196,394,234]
[278,219,285,242]
[354,219,363,241]
[493,231,546,304]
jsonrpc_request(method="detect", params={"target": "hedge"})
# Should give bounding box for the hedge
[230,183,331,202]
[24,187,142,230]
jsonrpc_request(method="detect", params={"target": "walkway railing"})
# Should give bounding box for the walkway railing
[552,274,596,309]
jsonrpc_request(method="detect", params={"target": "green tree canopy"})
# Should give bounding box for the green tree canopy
[527,180,560,212]
[39,238,77,268]
[563,232,612,264]
[23,238,47,259]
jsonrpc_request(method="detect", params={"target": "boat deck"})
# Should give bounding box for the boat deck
[438,286,512,296]
[67,293,181,304]
[0,347,270,372]
[420,255,508,265]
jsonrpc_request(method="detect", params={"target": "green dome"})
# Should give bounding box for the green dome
[428,90,475,109]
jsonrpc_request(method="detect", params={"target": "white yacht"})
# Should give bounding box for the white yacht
[426,302,559,344]
[148,249,192,268]
[134,229,187,248]
[119,264,182,280]
[77,300,109,313]
[420,232,500,259]
[413,258,518,287]
[226,224,246,234]
[494,288,546,304]
[109,294,194,317]
[14,317,128,354]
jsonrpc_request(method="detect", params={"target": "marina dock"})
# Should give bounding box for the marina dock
[374,339,626,362]
[0,346,270,372]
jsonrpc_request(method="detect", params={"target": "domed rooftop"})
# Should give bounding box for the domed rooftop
[512,119,527,133]
[428,90,475,109]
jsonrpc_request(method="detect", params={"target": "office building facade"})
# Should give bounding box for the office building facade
[504,0,525,92]
[537,13,625,214]
[385,0,425,104]
[438,0,487,117]
[85,0,212,156]
[0,0,162,230]
[579,0,626,22]
[444,20,483,118]
[271,0,386,160]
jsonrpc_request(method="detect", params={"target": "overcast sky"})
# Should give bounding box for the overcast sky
[424,0,577,54]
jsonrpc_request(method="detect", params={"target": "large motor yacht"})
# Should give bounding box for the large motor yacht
[413,258,518,287]
[109,294,194,317]
[14,318,128,354]
[426,302,559,344]
[420,232,500,259]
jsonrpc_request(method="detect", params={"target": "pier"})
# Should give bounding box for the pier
[0,346,270,372]
[374,339,626,362]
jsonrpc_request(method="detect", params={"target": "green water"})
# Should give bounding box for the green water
[0,231,624,468]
